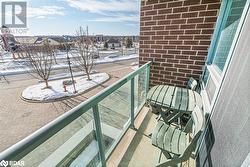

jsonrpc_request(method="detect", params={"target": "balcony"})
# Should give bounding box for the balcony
[0,61,200,167]
[0,62,155,167]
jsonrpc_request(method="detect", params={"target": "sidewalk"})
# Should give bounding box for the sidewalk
[0,66,133,152]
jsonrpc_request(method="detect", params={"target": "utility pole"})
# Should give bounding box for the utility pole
[86,26,89,37]
[65,44,77,94]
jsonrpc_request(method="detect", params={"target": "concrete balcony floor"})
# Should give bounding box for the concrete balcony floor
[109,107,195,167]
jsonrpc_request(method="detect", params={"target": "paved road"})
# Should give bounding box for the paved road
[0,58,137,152]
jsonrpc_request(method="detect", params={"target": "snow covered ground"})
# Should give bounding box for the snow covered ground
[0,52,139,76]
[130,62,139,70]
[22,73,109,101]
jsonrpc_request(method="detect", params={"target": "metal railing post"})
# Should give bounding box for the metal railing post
[92,105,106,167]
[146,64,150,92]
[130,77,135,129]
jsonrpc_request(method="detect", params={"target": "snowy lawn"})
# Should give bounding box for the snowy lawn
[22,73,109,101]
[0,53,138,76]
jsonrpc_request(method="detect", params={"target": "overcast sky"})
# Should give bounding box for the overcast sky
[1,0,140,36]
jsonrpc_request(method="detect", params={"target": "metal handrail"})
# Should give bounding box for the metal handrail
[0,61,151,166]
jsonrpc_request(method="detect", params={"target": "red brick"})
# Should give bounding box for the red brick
[146,0,159,5]
[195,61,206,65]
[167,13,181,19]
[141,16,152,21]
[165,25,180,30]
[145,21,157,26]
[190,55,206,61]
[155,49,167,54]
[182,50,197,55]
[184,40,199,45]
[202,0,220,4]
[143,31,155,35]
[158,8,172,14]
[187,18,204,23]
[141,26,152,31]
[192,45,209,51]
[168,50,181,54]
[171,19,186,24]
[194,35,211,40]
[152,26,164,30]
[154,4,167,9]
[168,1,183,8]
[157,20,171,25]
[179,69,192,73]
[179,35,193,40]
[165,67,178,72]
[163,45,176,49]
[197,51,208,56]
[156,30,169,35]
[207,3,220,10]
[184,0,201,5]
[151,45,163,49]
[174,64,188,68]
[185,29,201,34]
[199,11,218,17]
[145,10,157,16]
[199,40,211,45]
[141,5,153,11]
[175,55,189,59]
[205,17,218,22]
[162,54,175,59]
[188,65,203,70]
[192,70,203,75]
[169,40,183,45]
[182,12,198,18]
[180,60,194,65]
[189,5,207,11]
[173,7,188,13]
[153,15,165,20]
[170,30,184,35]
[201,29,214,34]
[177,45,192,50]
[164,35,178,40]
[152,36,164,40]
[180,24,196,29]
[156,40,168,44]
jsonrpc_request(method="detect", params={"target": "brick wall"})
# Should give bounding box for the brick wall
[139,0,221,87]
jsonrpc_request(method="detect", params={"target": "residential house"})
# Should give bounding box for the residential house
[106,38,121,49]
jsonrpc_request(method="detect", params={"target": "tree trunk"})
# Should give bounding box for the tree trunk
[87,73,91,81]
[45,79,49,88]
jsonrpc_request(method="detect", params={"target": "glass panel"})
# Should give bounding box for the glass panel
[98,81,131,155]
[134,68,147,114]
[213,0,247,72]
[202,66,209,86]
[20,109,101,167]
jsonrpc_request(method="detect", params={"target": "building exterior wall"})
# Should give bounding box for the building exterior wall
[197,6,250,166]
[139,0,221,86]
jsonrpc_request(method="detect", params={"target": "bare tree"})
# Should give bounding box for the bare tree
[72,26,94,81]
[22,39,54,88]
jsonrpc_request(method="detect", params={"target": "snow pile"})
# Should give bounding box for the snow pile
[22,73,109,101]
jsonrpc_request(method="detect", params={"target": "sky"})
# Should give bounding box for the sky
[1,0,140,36]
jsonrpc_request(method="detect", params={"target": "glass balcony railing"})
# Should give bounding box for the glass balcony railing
[0,62,151,167]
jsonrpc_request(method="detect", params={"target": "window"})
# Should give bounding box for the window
[211,0,247,72]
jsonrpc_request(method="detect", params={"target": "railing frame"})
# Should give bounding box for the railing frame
[0,61,151,167]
